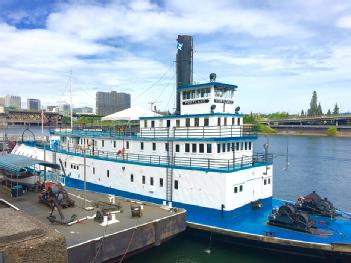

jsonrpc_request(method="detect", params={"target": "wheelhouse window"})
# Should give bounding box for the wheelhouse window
[194,118,199,127]
[199,144,204,153]
[165,143,169,152]
[151,120,155,128]
[192,144,197,153]
[126,141,129,149]
[107,170,110,178]
[232,117,235,125]
[113,141,116,148]
[224,117,227,126]
[167,120,171,127]
[186,118,190,127]
[160,178,164,187]
[217,117,221,126]
[249,142,252,150]
[130,174,134,182]
[207,144,212,153]
[144,120,147,128]
[152,143,156,151]
[240,185,243,192]
[175,144,180,152]
[150,177,154,186]
[204,117,209,126]
[142,176,145,184]
[176,120,180,127]
[234,186,238,193]
[185,143,190,153]
[222,143,226,152]
[140,142,144,150]
[174,180,179,190]
[238,118,241,126]
[217,144,221,153]
[245,142,248,150]
[93,167,95,175]
[102,140,104,147]
[240,142,243,150]
[236,142,240,151]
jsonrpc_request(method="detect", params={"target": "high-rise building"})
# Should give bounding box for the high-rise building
[176,35,193,114]
[73,107,93,114]
[47,105,59,113]
[0,97,4,106]
[27,99,41,111]
[59,104,71,116]
[5,95,21,109]
[96,91,131,116]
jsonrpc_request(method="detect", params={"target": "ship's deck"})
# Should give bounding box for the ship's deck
[186,198,351,245]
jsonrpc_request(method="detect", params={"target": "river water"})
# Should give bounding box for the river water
[125,135,351,263]
[3,127,351,262]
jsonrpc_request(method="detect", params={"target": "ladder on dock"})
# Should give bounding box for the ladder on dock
[166,130,174,203]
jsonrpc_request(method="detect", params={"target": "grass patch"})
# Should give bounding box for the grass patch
[253,124,277,134]
[326,127,338,136]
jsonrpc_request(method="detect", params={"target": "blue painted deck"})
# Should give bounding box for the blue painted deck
[62,176,351,246]
[185,198,351,245]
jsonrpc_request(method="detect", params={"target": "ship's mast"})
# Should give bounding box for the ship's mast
[69,70,73,129]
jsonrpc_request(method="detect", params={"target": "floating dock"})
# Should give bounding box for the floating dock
[0,185,186,263]
[185,198,351,262]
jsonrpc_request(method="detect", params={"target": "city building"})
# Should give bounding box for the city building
[0,97,4,106]
[73,107,93,114]
[4,95,21,109]
[47,105,59,113]
[96,91,131,116]
[27,99,41,111]
[60,104,71,116]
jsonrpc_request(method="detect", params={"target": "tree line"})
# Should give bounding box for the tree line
[301,91,339,117]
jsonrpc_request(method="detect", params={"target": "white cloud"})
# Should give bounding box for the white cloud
[0,0,351,113]
[337,15,351,28]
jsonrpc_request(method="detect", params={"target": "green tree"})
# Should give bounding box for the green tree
[308,91,318,116]
[317,103,323,116]
[333,103,340,115]
[300,109,305,116]
[327,109,331,115]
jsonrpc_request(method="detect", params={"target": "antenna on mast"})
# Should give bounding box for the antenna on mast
[148,101,161,112]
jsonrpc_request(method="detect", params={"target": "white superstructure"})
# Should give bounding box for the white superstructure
[13,81,273,214]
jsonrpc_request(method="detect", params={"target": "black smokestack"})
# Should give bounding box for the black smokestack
[176,35,193,114]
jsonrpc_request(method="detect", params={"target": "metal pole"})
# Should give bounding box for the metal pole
[69,70,73,130]
[84,143,87,209]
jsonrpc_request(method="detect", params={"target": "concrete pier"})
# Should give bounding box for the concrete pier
[0,186,186,263]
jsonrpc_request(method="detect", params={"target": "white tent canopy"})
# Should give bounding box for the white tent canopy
[101,106,161,121]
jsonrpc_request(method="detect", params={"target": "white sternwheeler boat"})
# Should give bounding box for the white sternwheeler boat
[12,37,351,261]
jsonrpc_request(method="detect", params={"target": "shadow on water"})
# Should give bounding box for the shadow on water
[124,231,322,263]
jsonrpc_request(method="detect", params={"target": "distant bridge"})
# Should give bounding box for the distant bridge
[259,115,351,126]
[259,115,351,134]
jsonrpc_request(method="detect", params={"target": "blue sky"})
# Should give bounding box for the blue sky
[0,0,350,113]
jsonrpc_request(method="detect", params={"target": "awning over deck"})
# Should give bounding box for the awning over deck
[0,154,60,173]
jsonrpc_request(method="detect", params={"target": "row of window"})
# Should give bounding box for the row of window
[234,185,243,193]
[145,116,242,128]
[182,88,211,100]
[217,142,252,153]
[264,178,271,185]
[132,174,179,189]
